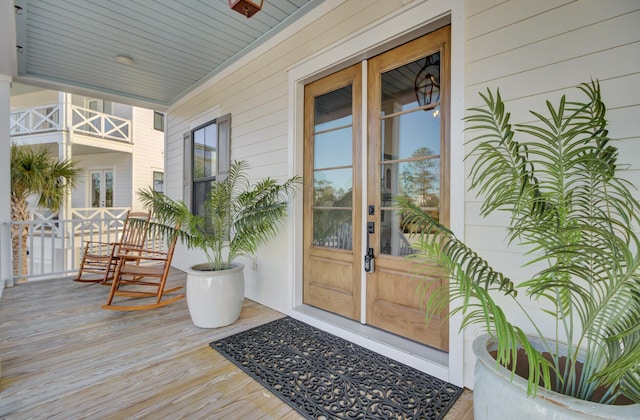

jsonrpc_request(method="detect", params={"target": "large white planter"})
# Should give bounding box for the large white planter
[186,262,245,328]
[472,333,640,420]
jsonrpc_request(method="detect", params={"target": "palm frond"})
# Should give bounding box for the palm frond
[138,161,301,271]
[401,80,640,402]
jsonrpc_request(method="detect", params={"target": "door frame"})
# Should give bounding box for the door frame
[287,1,466,387]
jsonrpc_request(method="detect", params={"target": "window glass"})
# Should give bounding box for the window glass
[153,171,164,193]
[154,111,165,131]
[193,123,217,179]
[190,115,230,220]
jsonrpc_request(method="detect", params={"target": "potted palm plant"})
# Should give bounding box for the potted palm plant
[139,160,301,328]
[398,81,640,418]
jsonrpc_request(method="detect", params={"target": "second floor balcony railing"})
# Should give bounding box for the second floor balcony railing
[10,104,61,134]
[10,103,131,143]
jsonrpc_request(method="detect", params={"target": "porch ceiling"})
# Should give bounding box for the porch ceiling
[11,0,319,109]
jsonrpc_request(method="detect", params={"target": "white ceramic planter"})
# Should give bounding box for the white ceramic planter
[472,333,640,420]
[185,262,245,329]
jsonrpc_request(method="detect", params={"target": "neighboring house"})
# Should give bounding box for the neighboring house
[9,85,165,220]
[0,0,638,393]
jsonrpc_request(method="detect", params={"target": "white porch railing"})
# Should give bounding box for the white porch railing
[9,217,124,284]
[10,104,131,143]
[9,209,166,284]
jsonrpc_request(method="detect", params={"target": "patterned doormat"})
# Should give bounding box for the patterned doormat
[210,317,462,419]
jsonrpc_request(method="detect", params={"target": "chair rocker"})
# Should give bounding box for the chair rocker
[101,227,184,311]
[74,211,150,284]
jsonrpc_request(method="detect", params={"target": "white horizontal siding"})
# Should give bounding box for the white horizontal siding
[166,0,404,306]
[9,88,58,108]
[130,107,165,211]
[71,153,132,208]
[463,0,640,389]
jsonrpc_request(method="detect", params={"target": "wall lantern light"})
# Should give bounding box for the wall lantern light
[228,0,264,18]
[414,53,441,108]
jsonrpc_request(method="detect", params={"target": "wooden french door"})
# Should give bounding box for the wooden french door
[365,27,450,351]
[304,26,450,351]
[303,64,362,321]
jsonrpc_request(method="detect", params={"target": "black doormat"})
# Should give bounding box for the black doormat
[210,317,462,419]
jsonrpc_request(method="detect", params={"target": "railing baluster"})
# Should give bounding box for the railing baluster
[9,210,133,282]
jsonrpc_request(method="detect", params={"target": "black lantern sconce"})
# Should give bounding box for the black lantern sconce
[414,53,441,107]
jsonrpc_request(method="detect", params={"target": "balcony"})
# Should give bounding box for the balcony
[10,103,131,143]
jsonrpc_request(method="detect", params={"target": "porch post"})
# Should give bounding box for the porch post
[59,92,73,221]
[58,92,75,274]
[1,0,18,294]
[0,75,12,291]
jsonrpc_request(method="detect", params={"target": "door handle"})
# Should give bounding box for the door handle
[365,220,375,273]
[364,247,375,272]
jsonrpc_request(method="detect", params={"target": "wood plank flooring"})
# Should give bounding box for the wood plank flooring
[0,269,473,419]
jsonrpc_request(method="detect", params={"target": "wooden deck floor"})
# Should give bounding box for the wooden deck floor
[0,269,473,419]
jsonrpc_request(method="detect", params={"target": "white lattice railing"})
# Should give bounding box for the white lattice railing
[9,208,167,283]
[71,106,131,142]
[10,104,61,135]
[10,104,131,143]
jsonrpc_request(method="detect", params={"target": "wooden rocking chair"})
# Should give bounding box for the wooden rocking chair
[74,210,151,284]
[101,225,184,311]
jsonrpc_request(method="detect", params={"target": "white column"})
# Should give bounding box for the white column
[59,92,72,221]
[0,75,12,291]
[58,92,74,273]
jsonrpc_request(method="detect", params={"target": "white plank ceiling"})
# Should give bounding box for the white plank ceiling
[13,0,319,108]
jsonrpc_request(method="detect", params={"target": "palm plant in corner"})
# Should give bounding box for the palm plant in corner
[139,160,301,329]
[398,81,640,418]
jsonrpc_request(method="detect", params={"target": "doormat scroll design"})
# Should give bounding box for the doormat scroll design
[210,317,462,419]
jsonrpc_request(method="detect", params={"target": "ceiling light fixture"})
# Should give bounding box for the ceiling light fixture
[116,55,135,65]
[228,0,264,18]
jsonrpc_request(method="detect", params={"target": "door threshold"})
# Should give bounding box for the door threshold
[292,304,448,371]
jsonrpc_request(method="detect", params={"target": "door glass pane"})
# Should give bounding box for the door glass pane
[381,159,440,208]
[105,171,113,207]
[381,52,440,114]
[313,85,353,250]
[314,128,352,168]
[91,173,100,208]
[314,86,352,130]
[313,168,352,207]
[379,52,442,256]
[380,209,439,256]
[313,209,352,249]
[381,106,440,161]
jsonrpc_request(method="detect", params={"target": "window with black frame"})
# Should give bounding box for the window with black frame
[192,120,217,219]
[189,113,231,223]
